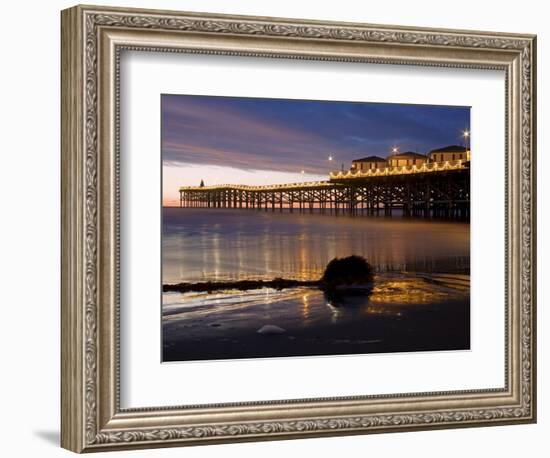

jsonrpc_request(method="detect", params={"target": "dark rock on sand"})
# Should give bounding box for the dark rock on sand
[321,255,373,286]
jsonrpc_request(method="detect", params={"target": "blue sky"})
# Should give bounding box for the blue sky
[161,94,470,204]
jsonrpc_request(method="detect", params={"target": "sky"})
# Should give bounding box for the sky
[162,94,470,206]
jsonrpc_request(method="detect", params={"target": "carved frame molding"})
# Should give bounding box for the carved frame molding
[61,5,536,452]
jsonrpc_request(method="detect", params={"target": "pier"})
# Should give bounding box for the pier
[179,161,470,219]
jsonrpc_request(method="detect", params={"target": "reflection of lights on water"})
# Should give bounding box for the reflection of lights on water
[301,293,311,321]
[325,300,343,323]
[212,232,221,280]
[298,245,309,281]
[369,277,462,305]
[165,271,468,330]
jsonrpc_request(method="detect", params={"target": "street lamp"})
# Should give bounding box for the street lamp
[327,154,335,175]
[462,130,471,160]
[462,130,470,145]
[391,146,399,154]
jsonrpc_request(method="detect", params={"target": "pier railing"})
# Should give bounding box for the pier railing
[330,159,466,180]
[179,180,333,192]
[179,160,468,193]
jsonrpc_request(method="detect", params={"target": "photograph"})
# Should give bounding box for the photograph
[161,94,471,362]
[58,4,536,452]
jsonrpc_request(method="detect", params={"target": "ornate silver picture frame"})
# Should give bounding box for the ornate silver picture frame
[61,4,536,453]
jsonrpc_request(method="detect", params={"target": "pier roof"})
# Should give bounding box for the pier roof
[429,145,468,153]
[388,151,428,159]
[352,156,387,162]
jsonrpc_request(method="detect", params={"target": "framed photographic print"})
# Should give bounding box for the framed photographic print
[61,4,537,453]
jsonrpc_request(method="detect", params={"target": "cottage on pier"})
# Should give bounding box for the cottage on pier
[387,152,428,167]
[351,156,388,171]
[428,145,469,163]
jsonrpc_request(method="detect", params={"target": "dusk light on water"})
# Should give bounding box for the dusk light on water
[161,94,471,362]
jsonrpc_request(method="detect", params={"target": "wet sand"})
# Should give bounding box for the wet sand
[162,273,470,362]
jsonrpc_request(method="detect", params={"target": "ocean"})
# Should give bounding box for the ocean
[162,208,470,361]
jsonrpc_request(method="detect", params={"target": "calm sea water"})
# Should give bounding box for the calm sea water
[162,208,470,361]
[162,208,470,284]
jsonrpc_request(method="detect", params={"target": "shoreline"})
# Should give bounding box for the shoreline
[162,271,470,294]
[163,278,319,293]
[164,255,375,293]
[162,278,375,294]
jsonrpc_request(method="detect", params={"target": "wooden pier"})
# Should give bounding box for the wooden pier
[179,161,470,219]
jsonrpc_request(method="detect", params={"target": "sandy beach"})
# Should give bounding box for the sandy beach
[163,272,470,361]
